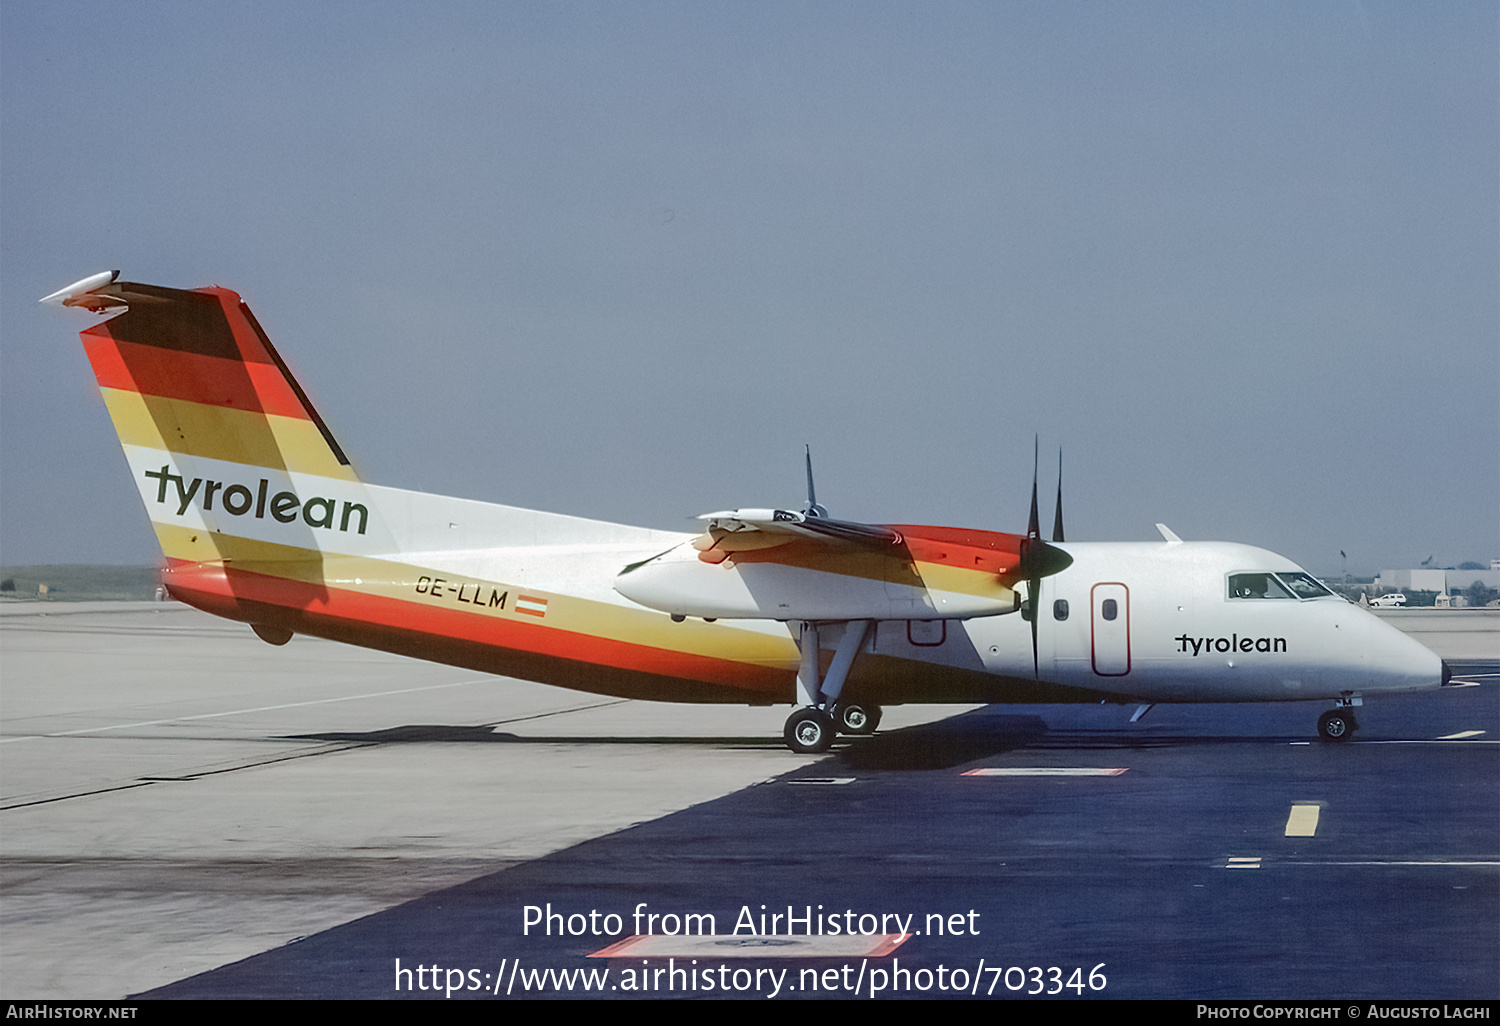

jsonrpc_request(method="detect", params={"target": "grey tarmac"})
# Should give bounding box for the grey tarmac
[1,601,1495,999]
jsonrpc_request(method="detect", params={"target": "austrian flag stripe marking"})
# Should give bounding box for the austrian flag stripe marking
[516,595,549,618]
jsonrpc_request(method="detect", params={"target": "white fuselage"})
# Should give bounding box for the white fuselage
[953,541,1441,703]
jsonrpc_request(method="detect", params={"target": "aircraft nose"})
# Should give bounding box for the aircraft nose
[1363,610,1445,692]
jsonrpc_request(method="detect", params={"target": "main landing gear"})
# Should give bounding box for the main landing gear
[1317,695,1362,741]
[782,620,882,754]
[782,702,885,754]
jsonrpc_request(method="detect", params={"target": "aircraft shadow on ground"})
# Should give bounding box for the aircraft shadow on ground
[288,712,1061,767]
[286,725,786,747]
[830,714,1051,771]
[285,711,1316,768]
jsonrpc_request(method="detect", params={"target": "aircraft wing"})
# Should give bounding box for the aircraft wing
[693,509,903,555]
[618,509,1030,622]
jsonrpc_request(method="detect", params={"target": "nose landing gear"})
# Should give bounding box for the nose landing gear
[1317,695,1362,741]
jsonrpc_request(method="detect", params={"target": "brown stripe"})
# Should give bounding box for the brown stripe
[98,284,244,361]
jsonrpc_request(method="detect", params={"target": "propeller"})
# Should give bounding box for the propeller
[1018,439,1072,677]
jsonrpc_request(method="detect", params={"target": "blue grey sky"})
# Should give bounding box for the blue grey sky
[3,1,1496,575]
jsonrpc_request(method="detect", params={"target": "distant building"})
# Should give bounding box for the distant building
[1377,568,1500,592]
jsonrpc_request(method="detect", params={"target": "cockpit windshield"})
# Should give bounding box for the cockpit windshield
[1276,572,1335,598]
[1228,571,1335,600]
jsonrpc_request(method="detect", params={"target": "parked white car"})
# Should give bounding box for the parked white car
[1370,592,1408,608]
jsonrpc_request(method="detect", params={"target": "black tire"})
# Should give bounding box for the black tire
[833,702,882,735]
[784,708,835,754]
[1318,709,1353,741]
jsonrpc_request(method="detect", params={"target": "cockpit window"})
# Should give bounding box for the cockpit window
[1228,573,1294,599]
[1277,572,1334,599]
[1228,571,1335,600]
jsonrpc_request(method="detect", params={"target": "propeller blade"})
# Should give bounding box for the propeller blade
[803,445,827,518]
[1052,448,1065,543]
[1019,439,1072,677]
[1029,578,1040,677]
[1027,436,1040,542]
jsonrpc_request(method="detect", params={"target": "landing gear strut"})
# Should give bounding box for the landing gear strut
[782,620,880,753]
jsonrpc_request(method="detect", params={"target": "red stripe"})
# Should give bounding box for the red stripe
[892,524,1025,574]
[161,560,788,695]
[82,331,311,420]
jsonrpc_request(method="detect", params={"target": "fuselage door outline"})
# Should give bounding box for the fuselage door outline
[1091,581,1131,676]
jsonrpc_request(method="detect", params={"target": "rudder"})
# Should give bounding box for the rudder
[45,272,377,574]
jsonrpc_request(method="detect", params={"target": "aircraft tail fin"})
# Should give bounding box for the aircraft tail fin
[47,273,372,573]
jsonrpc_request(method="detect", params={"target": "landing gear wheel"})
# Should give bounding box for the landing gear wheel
[1317,709,1355,741]
[832,702,882,735]
[784,708,835,754]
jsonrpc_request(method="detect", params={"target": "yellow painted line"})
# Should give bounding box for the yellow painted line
[1437,730,1486,740]
[1285,804,1321,837]
[962,767,1128,777]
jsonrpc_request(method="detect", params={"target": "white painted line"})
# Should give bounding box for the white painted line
[788,778,856,785]
[1285,804,1321,837]
[1225,857,1262,870]
[1436,730,1486,740]
[0,677,499,743]
[1283,860,1500,867]
[962,767,1129,777]
[590,933,910,959]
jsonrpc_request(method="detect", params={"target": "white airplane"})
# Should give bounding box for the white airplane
[42,272,1449,753]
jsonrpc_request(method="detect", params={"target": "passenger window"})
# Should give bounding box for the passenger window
[1228,573,1293,599]
[1101,598,1117,621]
[1053,599,1069,621]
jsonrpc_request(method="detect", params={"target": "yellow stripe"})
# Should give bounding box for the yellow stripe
[1284,804,1321,837]
[916,560,1016,601]
[101,388,355,479]
[152,522,323,565]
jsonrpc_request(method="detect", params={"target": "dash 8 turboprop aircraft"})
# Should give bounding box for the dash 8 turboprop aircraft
[43,272,1448,753]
